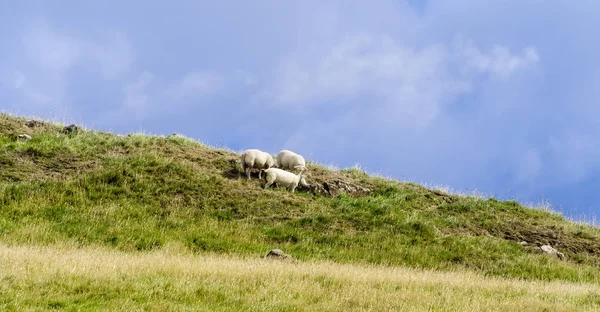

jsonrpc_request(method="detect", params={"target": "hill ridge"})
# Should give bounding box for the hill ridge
[1,113,599,284]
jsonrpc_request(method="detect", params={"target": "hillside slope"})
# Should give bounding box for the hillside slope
[1,114,599,283]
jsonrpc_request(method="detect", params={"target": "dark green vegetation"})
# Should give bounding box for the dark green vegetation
[1,114,599,283]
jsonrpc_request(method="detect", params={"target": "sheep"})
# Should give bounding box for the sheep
[240,149,275,180]
[261,168,309,193]
[275,150,307,174]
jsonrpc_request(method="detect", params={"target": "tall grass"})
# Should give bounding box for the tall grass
[1,244,599,311]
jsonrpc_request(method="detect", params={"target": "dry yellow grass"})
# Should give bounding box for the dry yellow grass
[0,244,599,311]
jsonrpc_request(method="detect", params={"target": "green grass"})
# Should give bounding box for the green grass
[1,113,600,284]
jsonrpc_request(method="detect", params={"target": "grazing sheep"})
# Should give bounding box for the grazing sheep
[240,149,275,180]
[261,168,309,192]
[276,150,307,174]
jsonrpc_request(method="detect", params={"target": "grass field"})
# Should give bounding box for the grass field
[1,113,600,310]
[1,244,599,311]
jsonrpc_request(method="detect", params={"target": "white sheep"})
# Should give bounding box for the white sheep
[275,149,307,174]
[240,149,275,180]
[261,168,309,192]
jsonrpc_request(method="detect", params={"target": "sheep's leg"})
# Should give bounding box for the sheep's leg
[264,181,274,189]
[258,169,262,179]
[293,180,302,192]
[245,168,252,180]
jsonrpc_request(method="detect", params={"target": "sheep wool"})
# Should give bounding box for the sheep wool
[276,150,307,174]
[261,168,309,193]
[240,149,275,180]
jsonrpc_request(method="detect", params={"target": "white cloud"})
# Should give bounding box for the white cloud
[22,20,134,78]
[269,33,536,129]
[12,19,135,110]
[274,60,314,104]
[548,131,600,183]
[164,72,224,99]
[118,70,229,120]
[86,31,134,79]
[23,22,81,73]
[454,36,539,79]
[234,69,258,86]
[516,148,543,182]
[1,70,55,105]
[12,71,26,89]
[123,71,154,119]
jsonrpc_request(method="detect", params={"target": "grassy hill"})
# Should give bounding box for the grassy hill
[1,113,600,309]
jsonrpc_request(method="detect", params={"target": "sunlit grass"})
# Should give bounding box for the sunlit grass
[1,244,599,311]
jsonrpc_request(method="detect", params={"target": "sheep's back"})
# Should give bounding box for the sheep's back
[277,150,304,169]
[266,168,298,185]
[243,149,272,168]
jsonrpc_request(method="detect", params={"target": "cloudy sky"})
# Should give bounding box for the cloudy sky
[1,1,599,221]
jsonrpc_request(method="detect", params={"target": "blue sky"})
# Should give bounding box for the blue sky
[1,0,599,222]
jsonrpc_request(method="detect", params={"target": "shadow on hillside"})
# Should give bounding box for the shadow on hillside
[221,167,268,182]
[220,163,315,193]
[222,167,242,180]
[220,159,269,181]
[218,160,371,197]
